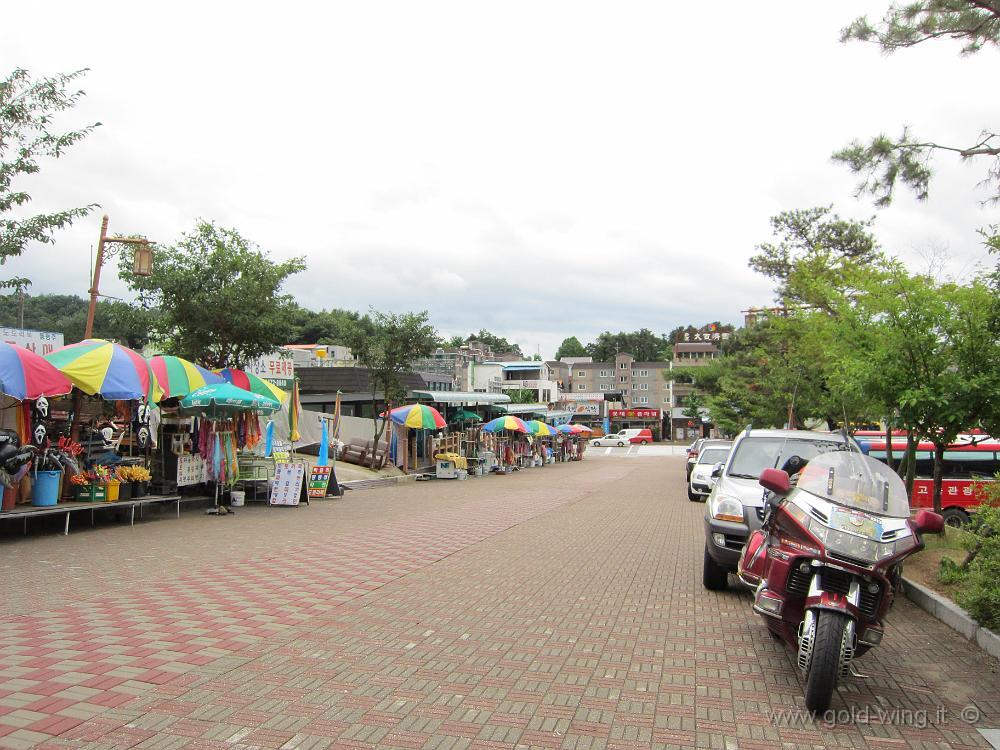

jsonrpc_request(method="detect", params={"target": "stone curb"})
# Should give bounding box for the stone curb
[902,576,1000,661]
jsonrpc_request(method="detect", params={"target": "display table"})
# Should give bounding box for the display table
[0,493,194,536]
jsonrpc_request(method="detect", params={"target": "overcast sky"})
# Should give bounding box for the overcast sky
[3,2,997,358]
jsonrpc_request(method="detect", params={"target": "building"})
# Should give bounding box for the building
[669,327,731,440]
[497,361,561,405]
[565,353,670,438]
[411,340,503,391]
[296,366,429,418]
[282,344,356,368]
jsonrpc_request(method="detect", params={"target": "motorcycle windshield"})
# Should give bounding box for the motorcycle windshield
[795,451,910,518]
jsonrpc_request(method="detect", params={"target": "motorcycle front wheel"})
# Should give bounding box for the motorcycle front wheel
[804,610,849,714]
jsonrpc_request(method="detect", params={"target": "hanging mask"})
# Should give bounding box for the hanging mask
[33,423,48,447]
[136,426,150,449]
[34,396,50,419]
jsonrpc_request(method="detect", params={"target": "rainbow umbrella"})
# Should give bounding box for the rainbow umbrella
[0,342,73,401]
[45,339,163,402]
[385,404,447,430]
[557,423,587,434]
[217,368,289,403]
[483,415,529,433]
[526,420,559,437]
[149,355,224,401]
[574,425,593,434]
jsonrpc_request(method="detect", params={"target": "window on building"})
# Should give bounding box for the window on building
[619,375,627,383]
[635,369,649,377]
[600,383,608,391]
[636,383,649,391]
[577,371,586,377]
[599,370,611,378]
[639,396,649,404]
[577,384,586,390]
[664,396,671,404]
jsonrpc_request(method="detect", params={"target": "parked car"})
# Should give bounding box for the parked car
[688,441,733,502]
[685,439,706,480]
[592,428,653,447]
[702,428,855,590]
[590,434,627,447]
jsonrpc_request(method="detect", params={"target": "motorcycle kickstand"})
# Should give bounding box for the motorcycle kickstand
[849,663,870,679]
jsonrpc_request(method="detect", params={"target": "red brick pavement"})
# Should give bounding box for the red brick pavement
[0,455,997,749]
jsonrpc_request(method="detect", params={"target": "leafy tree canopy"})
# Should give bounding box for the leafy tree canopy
[286,305,362,346]
[122,221,305,368]
[554,336,587,360]
[586,329,670,362]
[464,329,523,356]
[835,2,1000,205]
[1,68,99,289]
[0,292,157,350]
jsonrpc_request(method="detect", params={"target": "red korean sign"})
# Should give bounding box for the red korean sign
[609,409,661,420]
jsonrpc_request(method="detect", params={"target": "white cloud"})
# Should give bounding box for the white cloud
[2,1,997,359]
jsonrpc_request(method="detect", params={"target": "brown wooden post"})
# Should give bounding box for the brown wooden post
[84,215,110,341]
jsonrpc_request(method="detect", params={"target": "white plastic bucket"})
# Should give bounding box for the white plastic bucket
[230,490,245,507]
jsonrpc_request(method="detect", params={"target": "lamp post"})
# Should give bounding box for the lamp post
[83,215,155,340]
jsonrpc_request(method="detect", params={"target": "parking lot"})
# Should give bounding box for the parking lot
[0,453,997,749]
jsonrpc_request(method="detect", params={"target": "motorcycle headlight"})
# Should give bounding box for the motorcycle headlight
[825,529,878,563]
[711,495,744,523]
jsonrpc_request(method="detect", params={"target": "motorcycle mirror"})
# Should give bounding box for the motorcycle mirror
[913,509,944,535]
[758,468,791,495]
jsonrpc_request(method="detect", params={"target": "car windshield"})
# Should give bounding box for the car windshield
[697,448,730,465]
[795,451,910,517]
[727,436,848,479]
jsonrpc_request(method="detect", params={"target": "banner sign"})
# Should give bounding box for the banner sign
[270,462,305,506]
[609,408,661,420]
[308,465,332,498]
[561,400,601,415]
[246,352,295,389]
[177,455,208,486]
[0,327,64,356]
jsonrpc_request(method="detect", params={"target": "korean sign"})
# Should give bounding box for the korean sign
[609,409,661,420]
[246,352,295,389]
[1,327,64,356]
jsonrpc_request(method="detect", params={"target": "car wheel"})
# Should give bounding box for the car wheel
[942,507,970,528]
[617,441,625,447]
[703,546,729,591]
[640,440,648,445]
[593,441,602,447]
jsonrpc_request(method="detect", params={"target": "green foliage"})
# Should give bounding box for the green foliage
[505,388,539,405]
[0,292,156,349]
[341,309,438,467]
[586,329,670,362]
[837,4,1000,205]
[749,207,880,301]
[0,68,99,288]
[554,336,587,360]
[939,486,1000,630]
[286,305,362,346]
[464,330,522,356]
[444,335,467,348]
[122,221,306,368]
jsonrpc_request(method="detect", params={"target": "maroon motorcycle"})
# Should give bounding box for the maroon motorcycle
[738,450,943,712]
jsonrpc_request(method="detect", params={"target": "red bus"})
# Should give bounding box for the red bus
[854,431,998,527]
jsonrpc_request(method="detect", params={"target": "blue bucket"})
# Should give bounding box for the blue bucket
[32,470,62,506]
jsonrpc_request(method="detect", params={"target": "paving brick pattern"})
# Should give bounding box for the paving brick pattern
[0,456,997,749]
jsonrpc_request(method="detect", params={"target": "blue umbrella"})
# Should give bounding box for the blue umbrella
[264,420,274,457]
[318,418,329,466]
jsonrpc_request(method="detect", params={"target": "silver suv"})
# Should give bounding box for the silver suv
[702,428,854,590]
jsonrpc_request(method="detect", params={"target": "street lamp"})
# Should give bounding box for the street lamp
[83,215,155,340]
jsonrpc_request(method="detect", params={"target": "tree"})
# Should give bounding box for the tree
[505,388,538,405]
[466,330,522,356]
[835,3,1000,205]
[122,221,305,368]
[286,305,362,346]
[554,336,587,360]
[749,207,880,303]
[1,68,100,289]
[444,335,467,349]
[0,292,157,348]
[341,309,438,468]
[586,329,670,362]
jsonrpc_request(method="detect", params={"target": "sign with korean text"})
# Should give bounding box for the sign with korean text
[176,455,208,486]
[246,352,295,389]
[609,408,661,420]
[561,400,601,415]
[308,465,332,498]
[0,327,64,356]
[270,461,305,506]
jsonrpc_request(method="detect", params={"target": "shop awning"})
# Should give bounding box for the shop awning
[411,390,511,404]
[502,363,544,371]
[497,403,548,414]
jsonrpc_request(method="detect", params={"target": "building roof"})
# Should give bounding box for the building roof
[497,403,549,414]
[297,366,426,394]
[411,390,511,404]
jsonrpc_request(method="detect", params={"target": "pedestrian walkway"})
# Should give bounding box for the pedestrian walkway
[0,456,996,749]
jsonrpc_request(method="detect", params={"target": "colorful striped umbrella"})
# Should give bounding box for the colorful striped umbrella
[386,404,446,430]
[557,423,587,434]
[148,355,224,401]
[483,415,529,433]
[45,339,163,402]
[574,425,594,433]
[526,420,559,436]
[0,342,73,401]
[216,368,289,403]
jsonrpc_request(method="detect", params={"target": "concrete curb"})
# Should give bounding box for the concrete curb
[902,576,1000,661]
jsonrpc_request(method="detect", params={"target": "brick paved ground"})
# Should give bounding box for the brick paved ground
[0,455,997,749]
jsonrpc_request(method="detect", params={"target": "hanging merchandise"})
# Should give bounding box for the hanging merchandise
[132,398,152,450]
